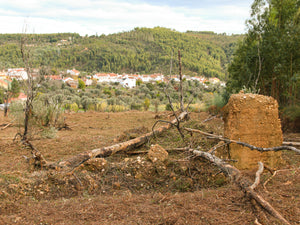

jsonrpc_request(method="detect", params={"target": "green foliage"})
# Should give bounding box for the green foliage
[10,78,20,97]
[0,28,242,79]
[136,79,143,86]
[143,98,150,111]
[0,88,4,104]
[78,78,85,90]
[165,103,173,111]
[9,101,24,126]
[227,0,300,108]
[283,105,300,121]
[40,126,57,139]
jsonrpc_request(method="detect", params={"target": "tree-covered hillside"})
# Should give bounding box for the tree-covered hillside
[0,27,242,79]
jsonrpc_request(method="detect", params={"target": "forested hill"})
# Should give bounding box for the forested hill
[0,27,242,79]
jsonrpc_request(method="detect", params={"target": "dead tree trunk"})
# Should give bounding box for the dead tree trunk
[178,50,184,112]
[58,111,188,168]
[189,149,291,225]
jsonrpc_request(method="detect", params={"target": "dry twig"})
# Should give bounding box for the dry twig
[189,148,291,225]
[184,127,300,154]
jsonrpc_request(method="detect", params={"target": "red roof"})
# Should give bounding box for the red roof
[8,93,27,103]
[0,79,8,87]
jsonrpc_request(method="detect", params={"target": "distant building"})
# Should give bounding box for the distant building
[44,75,62,81]
[84,78,93,86]
[121,77,136,88]
[9,93,27,103]
[0,79,10,89]
[0,71,7,80]
[7,68,28,80]
[67,69,80,76]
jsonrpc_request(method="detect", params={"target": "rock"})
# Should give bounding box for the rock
[147,144,168,163]
[83,158,108,172]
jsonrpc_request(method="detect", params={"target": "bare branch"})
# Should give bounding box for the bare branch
[250,162,264,190]
[190,149,291,225]
[151,119,184,139]
[184,127,300,154]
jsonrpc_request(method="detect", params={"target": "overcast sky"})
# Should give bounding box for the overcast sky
[0,0,254,36]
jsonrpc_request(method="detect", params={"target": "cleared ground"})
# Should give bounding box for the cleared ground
[0,111,299,224]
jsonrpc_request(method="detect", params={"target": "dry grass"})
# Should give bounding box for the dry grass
[0,110,299,224]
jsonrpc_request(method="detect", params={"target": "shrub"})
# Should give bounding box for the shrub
[9,101,25,126]
[144,98,150,111]
[41,126,57,139]
[130,102,143,110]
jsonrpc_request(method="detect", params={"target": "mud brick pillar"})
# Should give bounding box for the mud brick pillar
[223,93,282,170]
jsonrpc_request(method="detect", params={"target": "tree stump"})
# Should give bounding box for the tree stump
[223,92,282,169]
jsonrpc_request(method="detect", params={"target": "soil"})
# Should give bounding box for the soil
[0,111,299,224]
[223,93,283,169]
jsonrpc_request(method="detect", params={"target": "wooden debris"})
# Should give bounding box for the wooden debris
[58,111,188,168]
[190,148,291,225]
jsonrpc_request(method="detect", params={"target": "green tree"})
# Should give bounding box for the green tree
[11,78,20,97]
[227,0,300,108]
[143,98,150,111]
[78,78,86,91]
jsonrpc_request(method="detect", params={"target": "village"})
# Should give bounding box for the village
[0,68,224,91]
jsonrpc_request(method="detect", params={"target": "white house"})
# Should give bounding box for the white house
[140,75,151,82]
[67,69,80,76]
[121,76,136,88]
[84,79,93,86]
[62,77,74,83]
[93,73,110,83]
[7,68,28,80]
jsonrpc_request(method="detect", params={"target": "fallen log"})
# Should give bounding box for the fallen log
[189,148,291,225]
[58,111,188,168]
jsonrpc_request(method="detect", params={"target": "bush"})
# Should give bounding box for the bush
[165,103,173,111]
[9,101,25,126]
[130,102,143,110]
[41,126,57,139]
[144,98,150,111]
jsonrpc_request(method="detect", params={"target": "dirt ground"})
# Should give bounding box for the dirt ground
[0,111,299,224]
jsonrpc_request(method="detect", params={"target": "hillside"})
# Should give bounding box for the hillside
[0,27,243,79]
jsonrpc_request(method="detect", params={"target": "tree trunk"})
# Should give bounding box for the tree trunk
[58,111,188,168]
[178,50,184,112]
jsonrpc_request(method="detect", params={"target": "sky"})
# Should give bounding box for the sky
[0,0,254,36]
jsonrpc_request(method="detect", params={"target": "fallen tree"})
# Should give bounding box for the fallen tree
[58,111,188,168]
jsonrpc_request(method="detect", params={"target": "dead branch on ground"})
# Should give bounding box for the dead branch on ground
[263,168,299,193]
[184,127,300,154]
[203,115,217,123]
[250,162,264,190]
[282,141,300,147]
[58,111,188,168]
[0,123,12,130]
[189,148,291,225]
